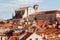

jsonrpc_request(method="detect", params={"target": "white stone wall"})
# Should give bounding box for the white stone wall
[22,7,35,18]
[22,8,27,18]
[56,14,60,17]
[26,32,43,40]
[28,7,35,15]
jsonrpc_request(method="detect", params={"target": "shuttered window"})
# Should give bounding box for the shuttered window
[36,38,38,40]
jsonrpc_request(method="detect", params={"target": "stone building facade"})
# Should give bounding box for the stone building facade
[13,5,39,19]
[12,5,60,22]
[28,10,60,22]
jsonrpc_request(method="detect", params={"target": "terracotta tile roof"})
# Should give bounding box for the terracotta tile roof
[47,38,56,40]
[24,24,32,29]
[17,32,27,38]
[42,10,60,14]
[35,20,44,25]
[44,28,58,35]
[8,36,17,40]
[13,32,33,40]
[54,29,60,35]
[36,28,58,35]
[13,23,20,26]
[30,10,60,16]
[56,17,60,20]
[13,32,20,36]
[36,31,45,35]
[2,23,13,28]
[35,20,50,27]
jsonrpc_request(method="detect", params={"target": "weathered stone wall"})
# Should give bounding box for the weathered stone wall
[29,14,56,22]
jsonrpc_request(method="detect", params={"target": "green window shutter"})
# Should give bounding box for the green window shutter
[30,38,32,40]
[36,38,38,40]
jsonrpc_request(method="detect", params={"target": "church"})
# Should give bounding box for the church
[12,5,60,22]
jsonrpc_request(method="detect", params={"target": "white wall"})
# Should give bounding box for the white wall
[22,8,27,18]
[26,32,43,40]
[56,14,60,17]
[28,7,35,15]
[22,7,35,18]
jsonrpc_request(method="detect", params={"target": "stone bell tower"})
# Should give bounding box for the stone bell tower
[33,4,39,12]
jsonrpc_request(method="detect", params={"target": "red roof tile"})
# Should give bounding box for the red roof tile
[24,24,32,29]
[9,36,17,40]
[56,17,60,20]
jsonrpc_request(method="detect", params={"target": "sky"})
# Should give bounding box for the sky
[0,0,60,20]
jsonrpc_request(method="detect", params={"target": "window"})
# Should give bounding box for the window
[30,38,32,40]
[36,38,38,40]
